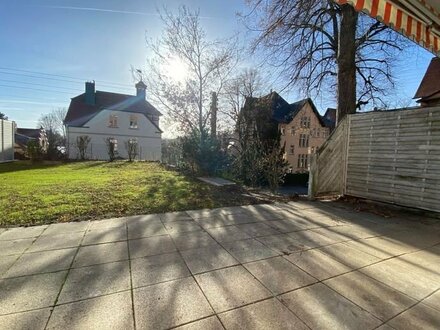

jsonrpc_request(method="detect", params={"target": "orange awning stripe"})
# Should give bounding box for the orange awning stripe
[334,0,440,55]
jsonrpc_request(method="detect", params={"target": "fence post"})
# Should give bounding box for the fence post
[308,153,317,199]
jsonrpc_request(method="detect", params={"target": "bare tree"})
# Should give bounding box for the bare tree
[38,107,68,159]
[76,136,90,160]
[144,6,238,135]
[38,108,67,138]
[222,68,265,127]
[243,0,410,122]
[124,139,138,162]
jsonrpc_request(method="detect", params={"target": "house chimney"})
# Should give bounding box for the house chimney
[85,81,95,105]
[135,80,147,99]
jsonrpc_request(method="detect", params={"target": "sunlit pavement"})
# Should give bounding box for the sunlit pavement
[1,201,439,329]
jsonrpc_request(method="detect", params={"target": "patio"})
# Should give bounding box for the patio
[0,200,439,329]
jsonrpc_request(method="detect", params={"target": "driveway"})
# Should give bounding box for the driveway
[0,201,439,329]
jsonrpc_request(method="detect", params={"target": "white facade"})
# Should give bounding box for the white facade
[66,109,161,161]
[0,119,15,162]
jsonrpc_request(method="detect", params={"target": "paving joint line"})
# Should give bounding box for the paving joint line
[42,221,91,330]
[160,216,227,330]
[124,220,137,330]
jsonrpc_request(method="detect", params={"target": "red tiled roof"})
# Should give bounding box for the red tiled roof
[414,57,440,99]
[64,91,162,129]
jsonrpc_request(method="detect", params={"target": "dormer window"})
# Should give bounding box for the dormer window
[109,115,118,128]
[130,115,138,129]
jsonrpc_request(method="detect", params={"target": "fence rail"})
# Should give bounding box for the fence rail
[0,119,14,162]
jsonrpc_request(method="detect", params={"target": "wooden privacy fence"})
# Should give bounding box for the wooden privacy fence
[310,106,440,213]
[0,119,14,162]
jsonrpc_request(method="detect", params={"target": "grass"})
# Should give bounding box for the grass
[0,161,262,226]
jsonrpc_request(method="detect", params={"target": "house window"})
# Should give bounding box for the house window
[129,115,138,129]
[290,128,295,136]
[109,115,118,128]
[289,145,295,155]
[300,116,310,128]
[299,134,309,148]
[297,154,309,169]
[316,129,320,137]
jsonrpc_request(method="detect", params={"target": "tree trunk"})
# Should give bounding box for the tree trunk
[337,4,358,124]
[210,92,218,139]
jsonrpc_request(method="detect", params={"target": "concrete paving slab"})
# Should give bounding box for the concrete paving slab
[319,242,381,269]
[131,252,190,288]
[256,234,309,254]
[222,214,261,225]
[28,232,83,252]
[127,219,167,239]
[266,219,314,233]
[235,223,280,237]
[330,225,378,240]
[311,226,357,243]
[345,237,414,259]
[164,221,203,234]
[0,308,51,330]
[73,241,128,267]
[129,235,176,259]
[0,226,47,241]
[133,277,214,329]
[4,248,76,278]
[171,231,218,251]
[387,303,440,330]
[0,238,35,256]
[206,226,251,243]
[195,265,271,313]
[57,261,130,304]
[181,244,239,274]
[397,249,440,276]
[342,240,396,259]
[0,255,19,276]
[88,217,127,230]
[244,256,316,294]
[219,298,308,330]
[82,226,127,245]
[223,238,278,263]
[422,290,440,311]
[42,221,89,236]
[194,216,234,229]
[47,291,134,330]
[287,229,338,248]
[160,211,193,223]
[174,316,224,330]
[360,259,440,300]
[285,249,352,280]
[325,271,417,321]
[0,271,66,314]
[280,283,381,329]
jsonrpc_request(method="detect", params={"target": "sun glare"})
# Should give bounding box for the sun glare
[164,56,189,82]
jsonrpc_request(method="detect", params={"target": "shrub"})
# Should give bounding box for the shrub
[76,135,91,160]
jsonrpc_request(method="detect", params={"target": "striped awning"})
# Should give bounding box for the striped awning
[335,0,440,56]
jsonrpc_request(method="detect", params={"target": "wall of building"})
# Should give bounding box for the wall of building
[67,109,161,161]
[0,119,15,162]
[280,102,330,172]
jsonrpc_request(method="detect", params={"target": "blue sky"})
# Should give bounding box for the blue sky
[0,0,435,133]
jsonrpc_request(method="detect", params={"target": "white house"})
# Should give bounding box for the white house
[64,81,162,161]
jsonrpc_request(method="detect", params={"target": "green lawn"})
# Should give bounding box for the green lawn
[0,161,261,226]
